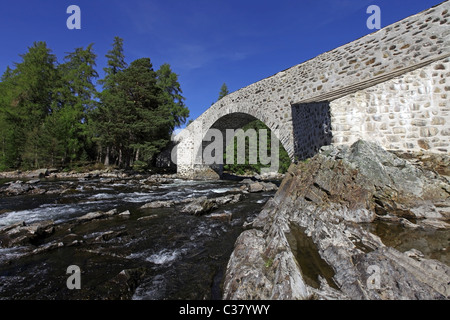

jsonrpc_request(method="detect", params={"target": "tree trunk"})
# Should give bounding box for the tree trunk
[135,148,140,162]
[118,148,122,168]
[104,146,110,166]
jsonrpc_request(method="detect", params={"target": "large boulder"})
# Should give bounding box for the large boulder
[223,140,450,300]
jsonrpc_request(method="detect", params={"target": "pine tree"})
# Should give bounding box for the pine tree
[114,58,164,167]
[52,43,98,165]
[94,37,128,166]
[0,42,58,168]
[156,63,189,131]
[218,83,229,101]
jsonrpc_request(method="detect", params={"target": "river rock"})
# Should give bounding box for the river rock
[95,230,128,241]
[119,210,131,216]
[249,182,264,193]
[0,220,55,248]
[241,180,278,193]
[180,194,243,216]
[140,200,176,209]
[223,140,450,300]
[97,267,148,300]
[207,212,233,222]
[191,167,221,181]
[26,169,49,178]
[4,181,32,196]
[180,197,217,215]
[76,209,119,222]
[26,179,41,185]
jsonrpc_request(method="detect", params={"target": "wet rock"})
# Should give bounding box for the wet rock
[191,167,221,181]
[137,214,158,221]
[180,194,243,216]
[214,194,242,205]
[260,172,285,181]
[223,140,450,300]
[119,210,131,216]
[261,182,278,192]
[249,182,264,193]
[98,268,148,300]
[4,181,32,196]
[181,197,217,216]
[95,230,128,242]
[208,212,233,222]
[31,241,64,254]
[142,175,174,185]
[29,188,46,195]
[0,220,55,248]
[76,209,119,222]
[27,169,48,178]
[140,200,176,209]
[240,178,255,185]
[241,180,278,193]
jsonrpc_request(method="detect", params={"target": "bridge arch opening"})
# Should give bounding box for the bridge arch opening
[198,112,291,177]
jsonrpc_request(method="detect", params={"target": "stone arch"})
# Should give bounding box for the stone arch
[197,109,293,177]
[200,100,295,160]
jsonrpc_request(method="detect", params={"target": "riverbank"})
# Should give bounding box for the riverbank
[223,140,450,300]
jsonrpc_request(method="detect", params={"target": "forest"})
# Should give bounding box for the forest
[0,37,189,171]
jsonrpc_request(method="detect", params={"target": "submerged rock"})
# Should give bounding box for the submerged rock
[223,140,450,300]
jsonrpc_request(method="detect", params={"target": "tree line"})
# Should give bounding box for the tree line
[0,37,189,171]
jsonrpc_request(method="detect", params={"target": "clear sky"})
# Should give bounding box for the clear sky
[0,0,444,127]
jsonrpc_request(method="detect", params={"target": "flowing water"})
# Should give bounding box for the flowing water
[0,176,276,300]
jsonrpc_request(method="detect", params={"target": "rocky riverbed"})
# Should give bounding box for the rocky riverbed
[223,140,450,300]
[0,172,279,300]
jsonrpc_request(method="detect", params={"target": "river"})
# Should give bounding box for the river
[0,175,276,300]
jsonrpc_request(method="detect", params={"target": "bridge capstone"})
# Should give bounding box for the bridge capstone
[174,1,450,179]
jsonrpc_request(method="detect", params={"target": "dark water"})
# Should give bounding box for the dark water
[0,177,275,300]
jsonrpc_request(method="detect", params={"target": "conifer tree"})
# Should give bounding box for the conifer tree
[94,37,128,166]
[218,83,229,100]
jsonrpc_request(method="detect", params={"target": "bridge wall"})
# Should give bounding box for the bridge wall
[174,1,450,178]
[331,57,450,153]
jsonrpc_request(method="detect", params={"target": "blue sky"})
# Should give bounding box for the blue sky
[0,0,444,127]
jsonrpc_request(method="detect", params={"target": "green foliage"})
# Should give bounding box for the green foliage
[0,41,58,169]
[0,37,189,171]
[223,120,291,174]
[218,83,229,101]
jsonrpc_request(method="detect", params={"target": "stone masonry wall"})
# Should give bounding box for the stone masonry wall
[331,57,450,153]
[291,102,333,160]
[175,1,450,177]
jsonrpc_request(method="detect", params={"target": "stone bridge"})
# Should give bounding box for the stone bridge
[173,1,450,179]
